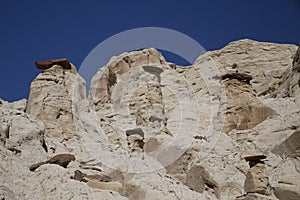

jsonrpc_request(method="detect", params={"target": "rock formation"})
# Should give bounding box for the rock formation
[35,58,72,70]
[29,154,75,171]
[0,39,299,199]
[27,60,86,155]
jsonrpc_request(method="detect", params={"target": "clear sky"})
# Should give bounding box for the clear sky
[1,0,300,101]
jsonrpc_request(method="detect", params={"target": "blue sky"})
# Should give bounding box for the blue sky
[1,0,300,101]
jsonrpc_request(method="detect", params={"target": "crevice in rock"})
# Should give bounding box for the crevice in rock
[5,126,9,139]
[135,139,145,149]
[36,78,60,84]
[221,73,252,84]
[7,147,21,154]
[108,68,117,87]
[56,109,63,119]
[194,135,208,141]
[49,147,56,153]
[123,56,132,67]
[41,138,48,153]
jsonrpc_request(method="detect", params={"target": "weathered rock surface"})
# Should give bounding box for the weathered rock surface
[73,170,113,182]
[27,63,86,155]
[272,44,300,100]
[1,39,300,199]
[222,77,275,133]
[244,163,269,195]
[0,98,27,112]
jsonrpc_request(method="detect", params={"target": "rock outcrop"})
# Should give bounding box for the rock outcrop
[0,98,27,112]
[27,62,86,155]
[272,44,300,99]
[0,39,299,199]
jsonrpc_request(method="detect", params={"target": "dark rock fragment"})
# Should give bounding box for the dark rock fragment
[35,58,71,70]
[29,154,75,171]
[125,128,145,138]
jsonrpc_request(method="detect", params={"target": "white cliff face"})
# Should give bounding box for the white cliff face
[0,39,300,200]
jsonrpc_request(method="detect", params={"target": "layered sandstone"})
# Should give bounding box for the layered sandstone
[0,39,299,200]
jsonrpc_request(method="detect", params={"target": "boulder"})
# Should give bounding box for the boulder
[222,78,275,133]
[35,58,72,70]
[274,184,300,200]
[244,163,269,195]
[272,130,300,158]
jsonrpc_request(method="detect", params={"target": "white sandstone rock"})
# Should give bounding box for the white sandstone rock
[1,40,299,200]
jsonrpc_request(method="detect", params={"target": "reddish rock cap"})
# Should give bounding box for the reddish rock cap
[35,58,71,70]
